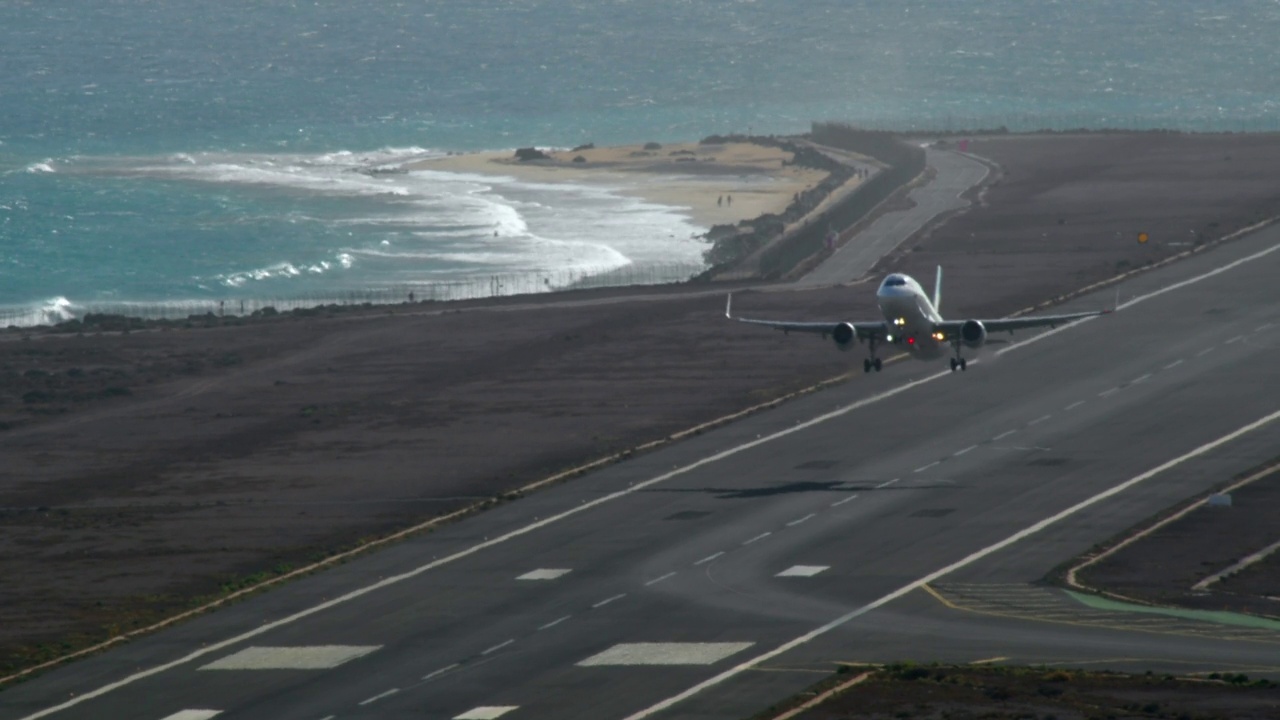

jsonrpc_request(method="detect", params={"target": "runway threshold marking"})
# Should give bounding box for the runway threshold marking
[619,405,1280,720]
[25,237,1280,720]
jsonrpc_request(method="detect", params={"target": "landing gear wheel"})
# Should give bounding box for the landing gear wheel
[949,358,958,372]
[873,358,882,372]
[863,358,872,373]
[959,358,967,371]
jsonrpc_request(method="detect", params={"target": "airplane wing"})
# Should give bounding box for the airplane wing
[934,308,1110,336]
[725,295,886,339]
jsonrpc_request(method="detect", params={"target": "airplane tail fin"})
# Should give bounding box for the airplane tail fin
[933,266,943,313]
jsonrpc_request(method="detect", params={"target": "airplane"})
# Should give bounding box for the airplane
[726,266,1111,373]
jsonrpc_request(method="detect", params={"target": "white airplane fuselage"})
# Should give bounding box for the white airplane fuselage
[875,274,946,360]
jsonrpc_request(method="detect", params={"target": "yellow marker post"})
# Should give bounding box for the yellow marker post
[1137,231,1149,244]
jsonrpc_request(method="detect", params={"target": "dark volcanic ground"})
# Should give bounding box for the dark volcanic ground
[3,132,1280,678]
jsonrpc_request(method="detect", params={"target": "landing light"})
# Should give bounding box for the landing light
[894,317,907,326]
[886,334,894,343]
[932,332,945,341]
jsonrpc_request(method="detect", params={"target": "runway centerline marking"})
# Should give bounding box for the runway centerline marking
[694,552,724,566]
[537,616,571,631]
[1226,335,1245,344]
[786,514,816,527]
[1028,415,1051,426]
[358,688,399,706]
[481,639,514,656]
[26,234,1280,720]
[1064,401,1085,411]
[992,430,1017,441]
[1198,347,1215,357]
[424,663,460,680]
[831,494,859,507]
[454,707,519,720]
[1131,373,1152,384]
[743,532,772,545]
[1257,323,1273,332]
[875,478,900,489]
[914,461,941,473]
[159,713,221,720]
[1099,387,1120,398]
[953,445,977,456]
[620,405,1280,720]
[593,594,626,608]
[644,572,677,586]
[1163,359,1184,370]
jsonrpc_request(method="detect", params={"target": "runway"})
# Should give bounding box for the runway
[5,224,1280,720]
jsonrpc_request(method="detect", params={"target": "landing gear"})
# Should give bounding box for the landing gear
[863,338,883,373]
[949,347,967,372]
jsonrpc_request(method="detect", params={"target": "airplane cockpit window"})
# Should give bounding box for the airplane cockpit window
[883,275,907,287]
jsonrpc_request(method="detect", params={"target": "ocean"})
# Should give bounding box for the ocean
[3,0,1278,326]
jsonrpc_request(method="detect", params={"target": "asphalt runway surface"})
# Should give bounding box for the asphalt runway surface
[6,225,1280,720]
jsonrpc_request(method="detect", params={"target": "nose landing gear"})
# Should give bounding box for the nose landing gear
[949,342,968,372]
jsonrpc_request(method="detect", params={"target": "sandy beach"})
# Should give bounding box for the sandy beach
[409,142,834,228]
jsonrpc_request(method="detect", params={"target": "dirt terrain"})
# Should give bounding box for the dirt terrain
[761,664,1280,720]
[4,132,1280,679]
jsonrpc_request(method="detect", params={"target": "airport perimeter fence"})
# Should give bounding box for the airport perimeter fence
[1,262,706,329]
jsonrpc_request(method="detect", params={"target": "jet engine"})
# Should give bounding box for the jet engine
[832,322,858,351]
[960,319,987,348]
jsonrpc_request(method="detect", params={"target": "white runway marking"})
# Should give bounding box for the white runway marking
[1098,387,1120,397]
[29,234,1280,720]
[875,478,900,489]
[776,565,829,578]
[743,532,772,545]
[1226,335,1245,344]
[1198,347,1215,357]
[620,405,1280,720]
[160,712,221,720]
[644,572,676,586]
[1257,323,1273,332]
[199,645,380,671]
[593,593,626,608]
[694,551,724,565]
[992,430,1017,441]
[914,461,940,473]
[538,615,571,631]
[831,494,859,507]
[1163,359,1184,370]
[481,639,514,655]
[1131,373,1152,384]
[454,707,519,720]
[578,642,755,667]
[424,663,460,680]
[786,514,815,527]
[1028,415,1051,426]
[517,568,571,581]
[953,445,977,457]
[358,688,399,706]
[1064,401,1085,411]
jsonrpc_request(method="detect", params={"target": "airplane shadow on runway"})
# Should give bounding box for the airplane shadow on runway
[643,478,959,500]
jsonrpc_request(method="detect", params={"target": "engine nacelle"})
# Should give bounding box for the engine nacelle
[960,319,987,349]
[831,322,858,351]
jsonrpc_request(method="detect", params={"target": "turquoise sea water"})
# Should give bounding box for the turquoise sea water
[3,0,1279,324]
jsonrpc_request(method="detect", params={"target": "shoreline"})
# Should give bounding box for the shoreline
[408,141,834,229]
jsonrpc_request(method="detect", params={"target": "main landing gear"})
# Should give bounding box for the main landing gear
[949,343,967,372]
[863,338,882,373]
